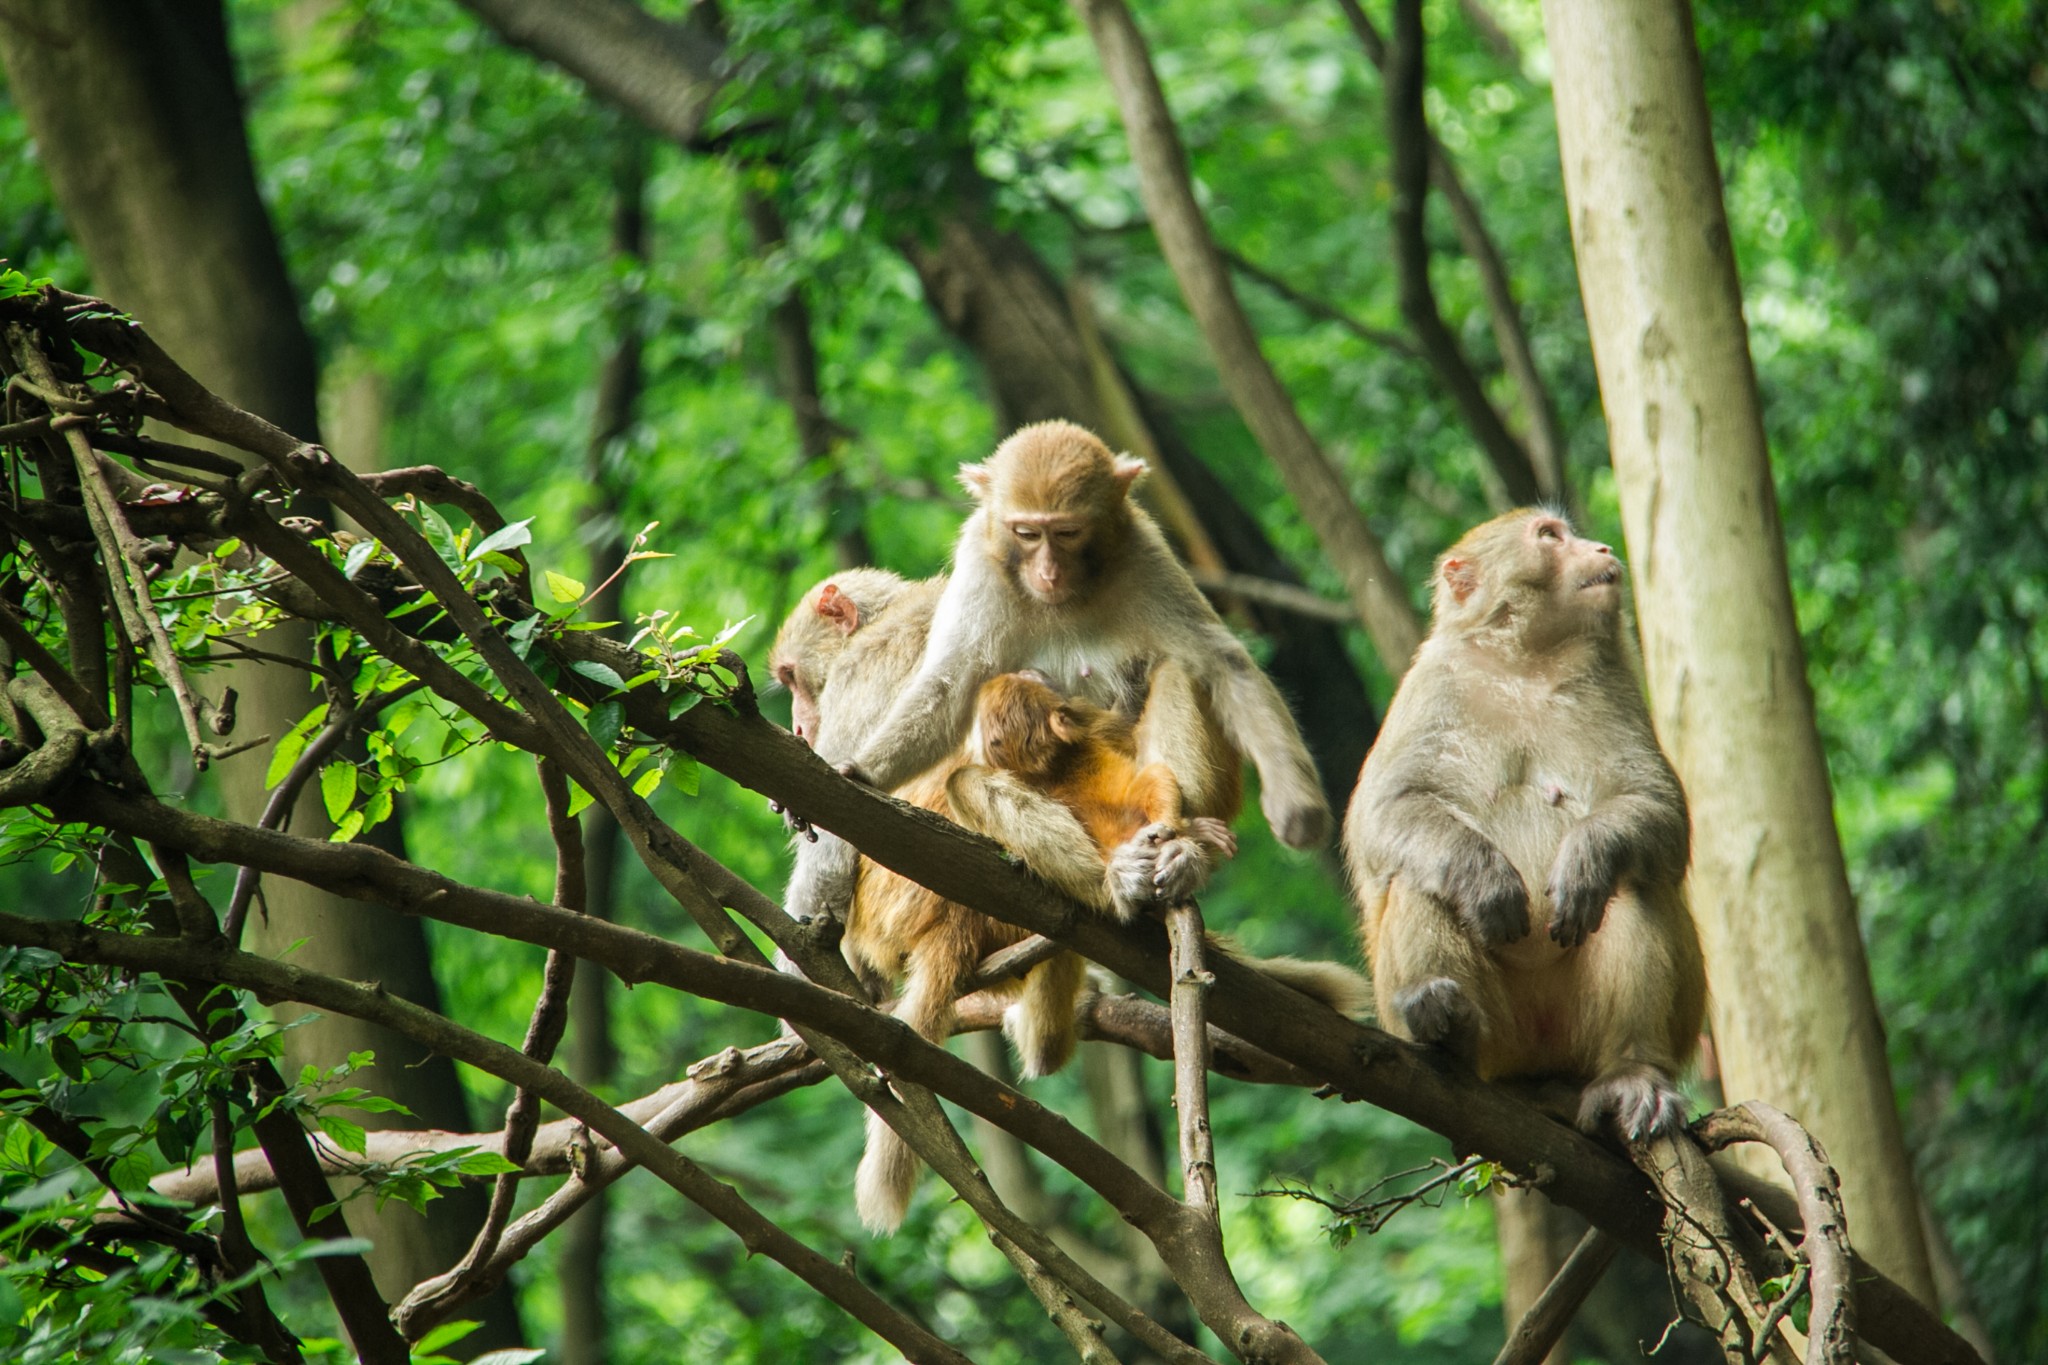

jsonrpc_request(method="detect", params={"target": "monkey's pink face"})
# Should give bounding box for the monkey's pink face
[1004,513,1096,605]
[1527,514,1623,612]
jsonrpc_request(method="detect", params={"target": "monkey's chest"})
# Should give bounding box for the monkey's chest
[1018,639,1140,710]
[1485,758,1594,911]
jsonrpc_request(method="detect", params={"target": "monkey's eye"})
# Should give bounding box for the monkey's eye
[1014,526,1043,544]
[1054,528,1083,544]
[1535,522,1563,542]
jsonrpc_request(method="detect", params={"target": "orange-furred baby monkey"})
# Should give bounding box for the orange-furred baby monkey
[1344,510,1706,1140]
[852,670,1360,1233]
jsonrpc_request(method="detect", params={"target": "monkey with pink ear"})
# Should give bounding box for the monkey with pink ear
[1345,509,1706,1140]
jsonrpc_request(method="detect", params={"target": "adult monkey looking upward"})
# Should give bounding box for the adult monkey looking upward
[843,421,1332,852]
[1344,510,1706,1139]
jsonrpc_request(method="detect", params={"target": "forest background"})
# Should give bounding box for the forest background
[0,0,2042,1362]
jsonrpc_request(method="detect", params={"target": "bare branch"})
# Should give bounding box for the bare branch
[1492,1227,1618,1365]
[1383,0,1541,507]
[1067,0,1424,675]
[1694,1104,1855,1365]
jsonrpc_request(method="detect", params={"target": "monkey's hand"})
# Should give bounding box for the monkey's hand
[1438,841,1530,947]
[1107,822,1211,921]
[835,760,876,787]
[1545,830,1620,948]
[769,798,818,841]
[1185,817,1238,860]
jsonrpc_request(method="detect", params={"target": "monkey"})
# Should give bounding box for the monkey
[840,421,1331,858]
[1343,509,1706,1141]
[768,564,1222,931]
[852,670,1366,1233]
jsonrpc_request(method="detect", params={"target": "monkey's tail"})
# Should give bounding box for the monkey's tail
[856,1104,922,1235]
[1209,934,1372,1017]
[1002,949,1088,1079]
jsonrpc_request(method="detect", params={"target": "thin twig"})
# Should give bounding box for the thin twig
[1491,1227,1618,1365]
[1165,901,1219,1215]
[394,756,586,1338]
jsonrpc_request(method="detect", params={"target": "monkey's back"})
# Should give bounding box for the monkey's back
[842,767,1031,984]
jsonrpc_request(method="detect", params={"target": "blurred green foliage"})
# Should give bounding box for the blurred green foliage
[0,0,2042,1359]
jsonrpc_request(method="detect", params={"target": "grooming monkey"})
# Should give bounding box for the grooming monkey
[842,421,1331,854]
[1344,510,1706,1139]
[853,670,1363,1233]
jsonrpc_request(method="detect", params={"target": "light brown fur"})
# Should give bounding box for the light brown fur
[847,421,1328,853]
[1344,510,1706,1140]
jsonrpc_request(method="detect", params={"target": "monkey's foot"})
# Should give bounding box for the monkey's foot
[1392,977,1479,1053]
[1577,1064,1689,1140]
[1150,835,1213,903]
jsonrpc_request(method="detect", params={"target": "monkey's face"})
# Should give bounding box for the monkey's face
[770,579,869,745]
[1002,513,1097,605]
[1437,511,1624,644]
[971,672,1080,775]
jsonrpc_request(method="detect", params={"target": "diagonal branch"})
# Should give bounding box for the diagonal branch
[1068,0,1424,676]
[1492,1227,1618,1365]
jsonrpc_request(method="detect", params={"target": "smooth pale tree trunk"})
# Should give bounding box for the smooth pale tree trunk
[1539,0,1938,1304]
[0,2,521,1344]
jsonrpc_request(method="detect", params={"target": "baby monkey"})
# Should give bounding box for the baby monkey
[849,670,1230,1232]
[1344,509,1706,1140]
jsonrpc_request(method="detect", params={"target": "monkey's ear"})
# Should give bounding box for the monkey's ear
[958,461,993,501]
[1441,557,1479,605]
[1050,706,1085,742]
[1111,455,1147,492]
[815,583,860,635]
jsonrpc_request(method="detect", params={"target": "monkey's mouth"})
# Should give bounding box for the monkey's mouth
[1579,565,1622,590]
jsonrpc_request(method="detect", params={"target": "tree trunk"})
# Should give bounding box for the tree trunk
[0,2,521,1344]
[1070,0,1424,677]
[556,128,652,1365]
[1539,0,1938,1305]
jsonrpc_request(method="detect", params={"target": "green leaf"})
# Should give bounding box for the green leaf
[320,762,357,823]
[632,764,663,799]
[343,538,378,580]
[330,809,366,843]
[565,782,594,819]
[265,703,330,789]
[454,1150,522,1176]
[108,1147,155,1193]
[212,537,242,559]
[318,1114,368,1155]
[413,1320,481,1356]
[570,659,627,692]
[49,1034,86,1081]
[465,517,534,563]
[545,570,585,603]
[668,690,702,720]
[470,1351,548,1365]
[666,751,701,797]
[586,701,623,748]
